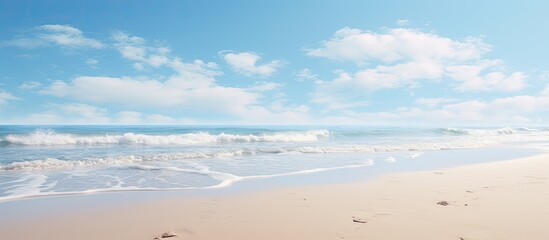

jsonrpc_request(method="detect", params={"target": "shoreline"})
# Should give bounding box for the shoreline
[1,147,549,239]
[0,142,541,204]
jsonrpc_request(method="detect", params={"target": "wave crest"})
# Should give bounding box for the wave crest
[3,129,330,146]
[0,140,486,171]
[437,127,547,135]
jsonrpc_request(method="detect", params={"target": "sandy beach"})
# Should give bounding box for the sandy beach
[1,152,548,240]
[3,1,549,239]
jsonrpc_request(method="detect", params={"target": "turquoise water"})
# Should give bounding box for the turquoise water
[0,125,547,201]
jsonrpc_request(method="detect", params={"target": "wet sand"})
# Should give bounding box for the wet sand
[1,153,549,240]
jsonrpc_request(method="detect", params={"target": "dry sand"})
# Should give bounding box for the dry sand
[2,154,549,240]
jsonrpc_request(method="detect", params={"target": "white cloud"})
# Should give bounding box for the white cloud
[133,63,145,71]
[306,27,488,63]
[312,94,370,111]
[112,31,171,70]
[115,111,142,124]
[4,37,47,48]
[310,75,371,110]
[294,68,319,82]
[0,90,18,106]
[16,103,110,124]
[113,111,182,125]
[415,97,459,108]
[426,94,549,123]
[86,58,99,66]
[167,59,221,87]
[38,25,103,48]
[223,104,311,124]
[5,25,103,49]
[112,31,223,84]
[145,114,175,124]
[39,74,314,124]
[40,75,259,112]
[116,111,178,124]
[23,113,63,124]
[446,60,527,92]
[247,82,283,91]
[539,71,549,81]
[29,31,311,124]
[59,103,110,123]
[542,85,549,96]
[310,60,444,109]
[220,51,285,77]
[15,54,35,59]
[121,45,146,61]
[307,27,528,110]
[111,112,181,124]
[345,60,444,90]
[19,81,42,90]
[12,106,185,125]
[341,85,549,125]
[396,19,410,26]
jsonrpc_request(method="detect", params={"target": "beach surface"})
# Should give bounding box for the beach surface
[2,153,549,240]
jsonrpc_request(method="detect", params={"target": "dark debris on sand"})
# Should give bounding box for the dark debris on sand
[437,201,449,206]
[153,231,178,239]
[352,216,367,223]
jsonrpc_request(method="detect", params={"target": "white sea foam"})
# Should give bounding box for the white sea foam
[0,139,500,172]
[130,163,239,183]
[2,126,548,202]
[5,127,548,146]
[3,129,330,145]
[239,161,374,181]
[439,127,549,135]
[409,152,424,159]
[0,161,375,202]
[0,153,233,171]
[3,174,48,198]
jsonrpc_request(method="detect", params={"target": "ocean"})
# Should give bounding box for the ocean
[0,125,547,202]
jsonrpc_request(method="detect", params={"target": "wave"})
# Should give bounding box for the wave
[0,139,489,171]
[437,127,549,136]
[0,151,252,171]
[5,127,549,146]
[2,129,330,146]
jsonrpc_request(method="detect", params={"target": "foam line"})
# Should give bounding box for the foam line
[3,129,330,146]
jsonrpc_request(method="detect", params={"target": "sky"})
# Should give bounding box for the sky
[1,0,548,125]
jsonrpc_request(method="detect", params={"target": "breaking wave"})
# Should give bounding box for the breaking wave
[437,127,549,136]
[2,129,330,146]
[0,140,489,171]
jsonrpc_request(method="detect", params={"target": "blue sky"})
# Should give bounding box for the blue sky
[1,0,548,125]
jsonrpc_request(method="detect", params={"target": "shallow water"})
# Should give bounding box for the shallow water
[1,125,548,201]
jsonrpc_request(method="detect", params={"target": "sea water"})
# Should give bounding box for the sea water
[0,125,547,201]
